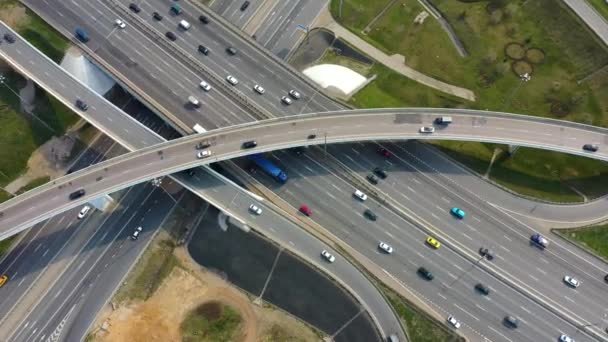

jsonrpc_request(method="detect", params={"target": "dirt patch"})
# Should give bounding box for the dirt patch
[89,247,321,342]
[0,3,27,29]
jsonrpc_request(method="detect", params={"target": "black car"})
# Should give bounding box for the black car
[129,3,141,13]
[605,273,608,282]
[417,267,434,280]
[367,174,379,185]
[479,247,495,261]
[69,189,86,200]
[199,15,209,24]
[307,134,317,139]
[3,33,15,43]
[240,1,250,11]
[166,31,177,41]
[364,209,377,221]
[503,315,519,329]
[153,12,163,21]
[583,144,599,152]
[475,283,490,295]
[75,99,88,111]
[373,167,388,179]
[198,45,209,55]
[226,46,237,55]
[196,142,211,150]
[242,140,257,149]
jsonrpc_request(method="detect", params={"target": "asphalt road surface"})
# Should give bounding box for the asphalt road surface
[561,0,608,46]
[243,146,603,342]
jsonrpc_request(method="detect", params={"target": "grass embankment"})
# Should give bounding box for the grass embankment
[331,0,608,202]
[0,3,77,187]
[586,0,608,21]
[181,301,243,342]
[0,236,15,259]
[558,223,608,260]
[382,285,463,342]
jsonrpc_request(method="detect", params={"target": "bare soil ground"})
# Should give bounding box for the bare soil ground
[89,247,321,342]
[0,3,26,28]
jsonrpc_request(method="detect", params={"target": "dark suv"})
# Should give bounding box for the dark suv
[199,15,209,24]
[475,283,490,295]
[69,189,86,200]
[242,140,257,149]
[226,47,237,55]
[129,3,141,13]
[417,267,434,280]
[503,315,519,329]
[367,174,379,185]
[583,144,599,152]
[364,209,377,221]
[373,167,388,179]
[240,1,250,11]
[75,99,88,111]
[198,45,209,55]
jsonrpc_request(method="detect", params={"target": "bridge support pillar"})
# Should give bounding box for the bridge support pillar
[508,144,520,155]
[88,194,114,212]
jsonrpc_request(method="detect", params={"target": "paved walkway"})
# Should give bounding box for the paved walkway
[314,7,476,102]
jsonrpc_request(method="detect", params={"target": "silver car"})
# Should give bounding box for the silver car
[321,250,335,263]
[249,204,262,215]
[226,75,238,85]
[253,84,265,94]
[378,242,394,254]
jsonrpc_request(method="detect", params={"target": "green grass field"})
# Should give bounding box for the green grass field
[586,0,608,21]
[332,0,608,202]
[559,223,608,260]
[181,302,242,342]
[0,3,76,187]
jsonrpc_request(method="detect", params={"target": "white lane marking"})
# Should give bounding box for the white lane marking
[461,232,473,241]
[503,235,512,241]
[499,245,510,253]
[453,303,479,321]
[473,216,481,222]
[452,264,463,272]
[528,274,539,282]
[441,197,450,203]
[535,267,547,275]
[42,249,49,257]
[400,193,410,201]
[465,224,477,232]
[520,305,531,314]
[488,326,513,342]
[564,296,576,304]
[437,293,447,300]
[475,304,486,312]
[412,178,421,184]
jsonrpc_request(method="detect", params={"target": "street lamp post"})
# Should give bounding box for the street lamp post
[501,72,531,111]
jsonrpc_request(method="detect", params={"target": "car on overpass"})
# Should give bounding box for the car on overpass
[450,207,466,219]
[249,204,262,215]
[299,205,312,217]
[583,143,599,152]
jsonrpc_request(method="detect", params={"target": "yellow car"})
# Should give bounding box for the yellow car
[426,237,441,249]
[0,274,8,288]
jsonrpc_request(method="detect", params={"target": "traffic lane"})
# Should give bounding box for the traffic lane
[403,141,608,224]
[260,0,327,58]
[331,142,608,326]
[174,167,402,340]
[34,188,176,342]
[221,0,260,27]
[8,183,156,342]
[405,141,608,267]
[258,150,582,341]
[0,22,162,149]
[126,0,319,117]
[52,0,254,129]
[126,0,341,113]
[3,111,608,236]
[373,141,608,314]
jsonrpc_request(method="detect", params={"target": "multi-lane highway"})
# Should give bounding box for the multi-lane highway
[0,21,403,340]
[243,146,602,342]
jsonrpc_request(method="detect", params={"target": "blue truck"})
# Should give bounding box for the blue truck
[249,154,287,183]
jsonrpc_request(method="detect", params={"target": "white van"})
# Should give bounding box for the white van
[179,20,191,30]
[188,95,200,108]
[435,116,452,124]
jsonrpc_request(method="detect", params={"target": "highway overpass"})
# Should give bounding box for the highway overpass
[1,108,606,238]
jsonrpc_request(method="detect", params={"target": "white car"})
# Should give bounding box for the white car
[378,242,394,254]
[226,75,238,85]
[447,315,461,329]
[288,89,301,99]
[197,150,212,159]
[559,334,574,342]
[77,205,91,219]
[353,189,368,201]
[115,19,126,29]
[199,81,211,91]
[253,84,265,94]
[419,126,435,133]
[281,96,292,105]
[563,275,580,288]
[131,226,143,240]
[321,250,335,263]
[249,204,262,215]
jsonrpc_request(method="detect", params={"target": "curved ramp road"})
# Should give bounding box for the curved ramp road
[1,109,606,238]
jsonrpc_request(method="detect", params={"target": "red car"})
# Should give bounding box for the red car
[377,148,391,158]
[300,205,312,216]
